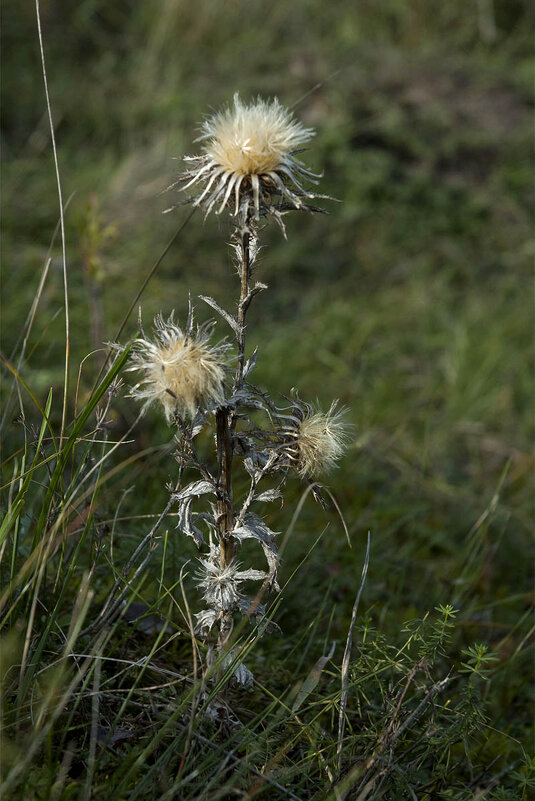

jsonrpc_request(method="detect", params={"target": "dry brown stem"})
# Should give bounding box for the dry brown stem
[215,213,256,649]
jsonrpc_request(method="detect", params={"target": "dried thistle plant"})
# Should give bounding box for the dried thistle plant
[125,95,350,683]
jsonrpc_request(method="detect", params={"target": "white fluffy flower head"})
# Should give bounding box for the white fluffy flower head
[127,314,229,422]
[282,401,351,478]
[174,94,322,223]
[201,94,313,177]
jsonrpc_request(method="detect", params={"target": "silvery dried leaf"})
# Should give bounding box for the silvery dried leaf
[173,479,215,501]
[233,235,260,269]
[249,237,260,264]
[232,513,278,545]
[243,456,256,477]
[199,295,240,336]
[242,449,271,478]
[233,662,254,688]
[176,497,204,548]
[235,568,268,581]
[260,544,281,592]
[197,545,268,613]
[233,432,256,457]
[225,388,265,411]
[232,514,280,589]
[242,283,268,310]
[195,511,217,529]
[221,650,254,688]
[191,409,207,437]
[243,348,258,379]
[186,293,194,337]
[254,488,283,503]
[174,481,214,547]
[194,608,218,636]
[311,482,329,510]
[237,598,266,618]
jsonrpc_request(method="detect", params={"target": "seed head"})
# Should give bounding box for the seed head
[282,401,351,478]
[172,94,323,224]
[127,313,229,422]
[201,94,313,176]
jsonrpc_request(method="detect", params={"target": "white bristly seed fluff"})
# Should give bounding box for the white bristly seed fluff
[127,313,230,422]
[176,94,321,220]
[283,401,351,477]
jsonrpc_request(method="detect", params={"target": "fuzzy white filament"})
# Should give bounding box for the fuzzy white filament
[294,402,351,477]
[200,94,313,176]
[178,93,320,219]
[127,314,229,422]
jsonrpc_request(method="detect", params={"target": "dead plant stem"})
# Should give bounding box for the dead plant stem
[216,217,254,648]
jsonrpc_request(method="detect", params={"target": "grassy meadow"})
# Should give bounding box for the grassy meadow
[1,1,533,798]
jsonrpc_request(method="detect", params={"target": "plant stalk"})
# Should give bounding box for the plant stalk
[216,216,254,648]
[234,224,250,391]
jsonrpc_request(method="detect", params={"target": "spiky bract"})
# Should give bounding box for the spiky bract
[127,314,229,422]
[197,546,266,613]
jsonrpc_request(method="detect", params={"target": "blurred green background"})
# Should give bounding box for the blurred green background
[2,0,533,748]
